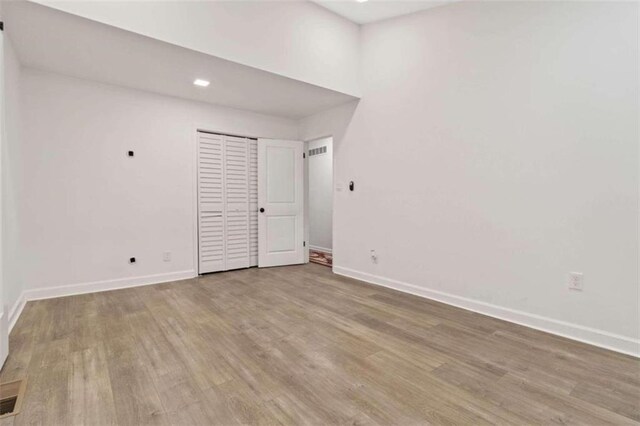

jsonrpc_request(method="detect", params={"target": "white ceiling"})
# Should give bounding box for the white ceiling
[311,0,455,24]
[4,2,358,119]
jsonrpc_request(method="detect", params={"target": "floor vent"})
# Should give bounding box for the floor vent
[0,379,26,418]
[0,396,17,415]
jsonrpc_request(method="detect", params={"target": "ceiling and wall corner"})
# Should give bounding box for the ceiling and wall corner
[311,0,457,24]
[4,1,359,119]
[29,0,362,98]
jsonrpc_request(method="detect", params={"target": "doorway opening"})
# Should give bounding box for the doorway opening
[306,136,333,268]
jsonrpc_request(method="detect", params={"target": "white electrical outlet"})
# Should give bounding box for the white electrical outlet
[568,272,583,291]
[163,251,172,262]
[370,249,378,264]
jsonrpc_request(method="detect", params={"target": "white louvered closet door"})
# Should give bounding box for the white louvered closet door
[197,133,225,274]
[198,132,255,274]
[223,136,250,271]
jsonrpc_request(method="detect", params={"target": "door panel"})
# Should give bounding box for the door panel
[266,147,295,202]
[224,136,249,271]
[198,133,225,273]
[267,216,296,252]
[258,139,304,267]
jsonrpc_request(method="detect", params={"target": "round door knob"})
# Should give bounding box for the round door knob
[259,208,265,213]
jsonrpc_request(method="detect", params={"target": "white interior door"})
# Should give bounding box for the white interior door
[258,139,304,267]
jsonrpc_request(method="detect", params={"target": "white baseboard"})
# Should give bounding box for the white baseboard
[333,266,639,358]
[0,311,8,369]
[309,245,332,254]
[8,293,26,333]
[8,270,196,333]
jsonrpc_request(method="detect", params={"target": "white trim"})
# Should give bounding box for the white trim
[333,266,640,358]
[24,270,196,301]
[192,128,200,276]
[0,312,7,369]
[8,270,196,332]
[309,245,332,254]
[304,140,309,264]
[8,292,26,333]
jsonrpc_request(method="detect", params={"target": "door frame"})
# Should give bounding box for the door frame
[304,135,335,271]
[192,125,304,275]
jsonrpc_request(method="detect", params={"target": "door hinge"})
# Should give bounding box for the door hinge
[303,153,306,159]
[0,22,4,32]
[303,241,306,247]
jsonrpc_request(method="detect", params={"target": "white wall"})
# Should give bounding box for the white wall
[0,4,6,365]
[2,32,23,324]
[300,1,639,354]
[13,68,297,301]
[308,137,333,252]
[32,0,361,97]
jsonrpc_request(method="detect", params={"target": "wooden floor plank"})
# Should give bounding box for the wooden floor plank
[69,344,117,425]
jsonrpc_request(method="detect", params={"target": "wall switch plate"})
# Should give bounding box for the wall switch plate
[568,272,583,291]
[370,249,378,264]
[163,252,171,262]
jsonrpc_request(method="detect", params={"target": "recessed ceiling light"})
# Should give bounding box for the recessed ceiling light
[193,79,210,87]
[356,0,368,3]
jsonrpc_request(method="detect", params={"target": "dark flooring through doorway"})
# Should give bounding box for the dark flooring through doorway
[309,250,332,267]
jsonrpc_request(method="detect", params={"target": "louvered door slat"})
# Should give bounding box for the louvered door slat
[248,139,258,266]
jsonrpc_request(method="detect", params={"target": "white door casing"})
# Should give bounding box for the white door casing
[258,139,304,267]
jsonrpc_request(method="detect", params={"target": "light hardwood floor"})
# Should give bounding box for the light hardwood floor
[1,263,638,425]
